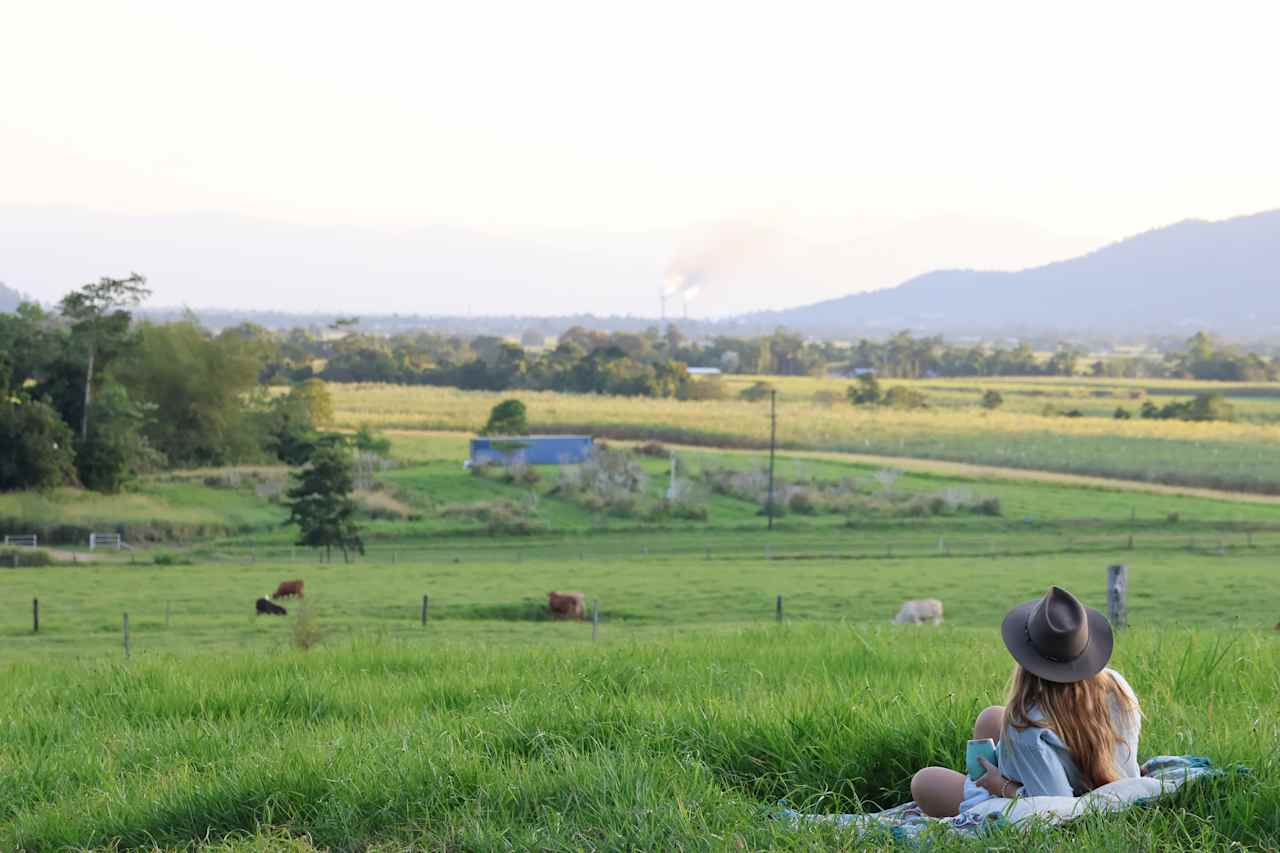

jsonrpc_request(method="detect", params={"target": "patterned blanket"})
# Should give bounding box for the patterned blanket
[776,756,1236,845]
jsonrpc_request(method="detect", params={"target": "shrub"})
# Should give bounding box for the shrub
[481,399,529,435]
[787,489,820,515]
[646,498,708,522]
[486,508,548,535]
[1114,407,1133,420]
[633,441,671,458]
[152,551,193,566]
[981,390,1004,410]
[846,374,882,405]
[499,463,541,486]
[679,377,727,401]
[292,603,325,651]
[971,496,1002,516]
[0,548,53,567]
[738,381,775,402]
[605,495,639,519]
[882,386,928,409]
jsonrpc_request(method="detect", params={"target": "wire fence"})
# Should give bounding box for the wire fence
[170,528,1280,567]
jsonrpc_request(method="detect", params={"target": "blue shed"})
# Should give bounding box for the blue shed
[470,435,594,466]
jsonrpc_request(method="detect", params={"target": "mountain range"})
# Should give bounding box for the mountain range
[750,210,1280,336]
[2,208,1277,337]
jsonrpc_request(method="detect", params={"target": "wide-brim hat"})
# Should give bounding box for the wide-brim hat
[1000,586,1113,683]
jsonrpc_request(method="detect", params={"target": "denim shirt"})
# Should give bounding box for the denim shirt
[998,669,1141,797]
[960,669,1141,807]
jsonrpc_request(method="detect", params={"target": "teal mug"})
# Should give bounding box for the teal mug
[965,738,997,781]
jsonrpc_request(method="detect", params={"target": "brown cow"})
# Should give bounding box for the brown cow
[548,591,586,620]
[273,579,304,598]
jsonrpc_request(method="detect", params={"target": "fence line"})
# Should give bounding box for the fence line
[182,530,1280,567]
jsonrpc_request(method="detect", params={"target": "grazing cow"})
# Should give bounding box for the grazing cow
[273,579,304,598]
[256,597,288,616]
[547,591,586,620]
[892,598,944,625]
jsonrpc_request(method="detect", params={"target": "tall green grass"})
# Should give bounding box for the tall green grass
[2,626,1276,850]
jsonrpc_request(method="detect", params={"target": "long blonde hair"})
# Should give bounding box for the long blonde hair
[1005,666,1136,790]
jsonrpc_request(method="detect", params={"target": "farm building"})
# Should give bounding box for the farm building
[469,435,594,466]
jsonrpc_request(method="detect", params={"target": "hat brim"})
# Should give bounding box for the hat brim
[1000,599,1114,683]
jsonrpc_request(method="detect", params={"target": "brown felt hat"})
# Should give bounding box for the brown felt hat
[1001,586,1113,683]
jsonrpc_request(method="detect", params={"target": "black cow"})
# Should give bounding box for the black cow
[256,597,287,616]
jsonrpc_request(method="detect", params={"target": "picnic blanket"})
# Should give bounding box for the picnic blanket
[776,755,1236,845]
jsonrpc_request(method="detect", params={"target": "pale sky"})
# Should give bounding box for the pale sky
[3,1,1279,316]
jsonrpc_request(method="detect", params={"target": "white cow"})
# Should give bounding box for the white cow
[892,598,944,625]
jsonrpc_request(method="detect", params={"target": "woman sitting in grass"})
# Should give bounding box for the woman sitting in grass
[911,585,1141,817]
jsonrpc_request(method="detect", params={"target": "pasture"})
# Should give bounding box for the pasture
[1,610,1276,850]
[3,422,1279,850]
[328,382,1280,494]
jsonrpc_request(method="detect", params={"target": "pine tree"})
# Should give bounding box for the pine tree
[284,444,364,563]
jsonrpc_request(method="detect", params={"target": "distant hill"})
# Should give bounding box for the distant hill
[750,210,1280,336]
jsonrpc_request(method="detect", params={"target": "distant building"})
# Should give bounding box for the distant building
[469,435,594,466]
[686,366,722,376]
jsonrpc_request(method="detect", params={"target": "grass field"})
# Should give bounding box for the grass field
[4,402,1280,849]
[328,383,1280,494]
[4,546,1279,662]
[2,617,1276,850]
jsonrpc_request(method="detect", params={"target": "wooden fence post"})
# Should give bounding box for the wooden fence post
[776,594,783,623]
[123,613,130,658]
[32,598,38,634]
[1107,564,1128,628]
[421,594,429,626]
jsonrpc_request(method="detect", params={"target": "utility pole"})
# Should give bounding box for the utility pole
[767,390,777,531]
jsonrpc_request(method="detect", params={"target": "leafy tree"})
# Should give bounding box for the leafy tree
[0,397,77,491]
[482,399,529,435]
[1139,393,1234,422]
[1046,344,1082,376]
[119,321,267,466]
[262,382,335,465]
[0,303,59,391]
[882,386,928,409]
[353,424,392,456]
[76,381,158,492]
[981,390,1004,410]
[56,274,150,439]
[284,445,363,562]
[1113,406,1133,420]
[739,381,776,402]
[846,374,882,405]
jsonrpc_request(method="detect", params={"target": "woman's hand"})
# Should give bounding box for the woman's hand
[976,757,1022,798]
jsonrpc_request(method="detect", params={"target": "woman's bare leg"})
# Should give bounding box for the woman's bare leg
[911,706,1006,818]
[911,767,967,817]
[973,705,1004,742]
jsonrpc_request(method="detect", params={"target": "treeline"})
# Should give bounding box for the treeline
[841,331,1279,381]
[0,278,349,493]
[256,325,1280,389]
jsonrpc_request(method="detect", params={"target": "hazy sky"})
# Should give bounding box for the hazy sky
[3,1,1279,315]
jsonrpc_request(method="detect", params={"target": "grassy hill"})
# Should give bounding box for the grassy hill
[2,620,1274,850]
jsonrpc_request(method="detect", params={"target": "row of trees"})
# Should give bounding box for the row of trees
[1,277,338,492]
[250,323,1280,391]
